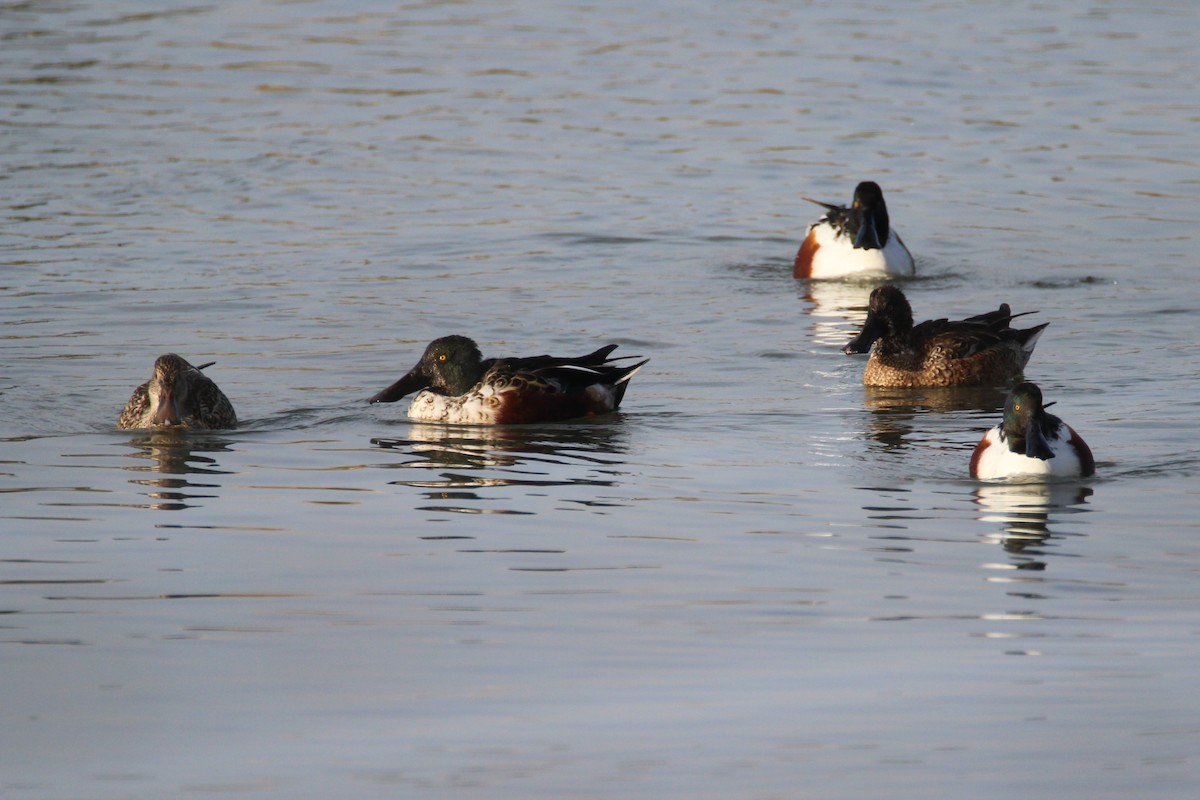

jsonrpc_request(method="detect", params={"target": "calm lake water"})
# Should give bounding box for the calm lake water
[3,1,1199,798]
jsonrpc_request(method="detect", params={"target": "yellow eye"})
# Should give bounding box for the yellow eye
[1013,403,1021,411]
[438,354,447,362]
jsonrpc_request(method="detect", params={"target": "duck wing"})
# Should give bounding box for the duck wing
[914,317,1010,360]
[489,345,644,393]
[187,370,238,428]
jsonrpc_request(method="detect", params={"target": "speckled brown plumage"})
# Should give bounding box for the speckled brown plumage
[844,285,1048,388]
[117,353,237,430]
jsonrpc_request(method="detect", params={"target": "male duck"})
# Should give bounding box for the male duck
[118,353,238,430]
[971,382,1095,480]
[794,181,915,279]
[842,284,1048,387]
[369,335,648,424]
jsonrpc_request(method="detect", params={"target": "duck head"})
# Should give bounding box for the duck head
[369,335,485,403]
[843,284,912,355]
[850,181,891,251]
[1002,381,1056,459]
[146,353,193,426]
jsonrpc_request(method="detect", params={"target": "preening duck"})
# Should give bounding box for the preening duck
[117,353,237,430]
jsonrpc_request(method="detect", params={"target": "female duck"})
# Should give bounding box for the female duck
[842,285,1048,387]
[794,181,915,279]
[369,335,648,424]
[971,382,1095,479]
[118,353,237,430]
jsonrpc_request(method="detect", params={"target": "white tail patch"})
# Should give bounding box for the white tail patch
[616,362,646,384]
[1022,326,1047,354]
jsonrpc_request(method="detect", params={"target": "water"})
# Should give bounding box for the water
[3,1,1200,797]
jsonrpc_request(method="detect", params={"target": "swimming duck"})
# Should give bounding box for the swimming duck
[793,181,915,279]
[369,335,648,424]
[842,285,1048,387]
[117,353,238,430]
[971,382,1095,479]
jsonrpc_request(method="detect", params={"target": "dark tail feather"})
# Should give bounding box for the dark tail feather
[964,304,1039,329]
[801,197,841,213]
[1004,310,1039,323]
[578,344,620,365]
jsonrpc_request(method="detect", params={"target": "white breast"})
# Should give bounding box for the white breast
[972,426,1085,481]
[805,223,915,279]
[407,389,500,424]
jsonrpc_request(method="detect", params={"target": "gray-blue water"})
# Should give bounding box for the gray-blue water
[3,1,1199,798]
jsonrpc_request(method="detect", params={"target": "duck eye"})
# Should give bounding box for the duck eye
[438,354,448,362]
[1013,403,1021,411]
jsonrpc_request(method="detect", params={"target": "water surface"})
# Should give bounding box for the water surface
[3,1,1200,798]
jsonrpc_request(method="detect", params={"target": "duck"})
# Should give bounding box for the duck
[117,353,238,430]
[793,181,915,279]
[842,284,1048,387]
[971,382,1095,479]
[368,335,648,424]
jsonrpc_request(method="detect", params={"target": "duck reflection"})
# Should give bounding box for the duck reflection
[796,277,881,348]
[857,385,1007,452]
[973,481,1094,564]
[371,420,631,488]
[122,429,235,510]
[370,421,635,518]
